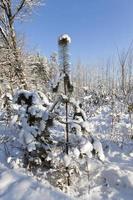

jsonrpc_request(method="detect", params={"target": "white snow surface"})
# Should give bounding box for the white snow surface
[0,164,72,200]
[0,103,133,200]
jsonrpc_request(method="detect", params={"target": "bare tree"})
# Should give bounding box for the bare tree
[127,53,133,94]
[117,43,133,96]
[0,0,42,89]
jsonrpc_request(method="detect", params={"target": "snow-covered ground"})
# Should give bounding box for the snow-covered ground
[0,104,133,200]
[0,164,72,200]
[59,105,133,200]
[0,122,72,200]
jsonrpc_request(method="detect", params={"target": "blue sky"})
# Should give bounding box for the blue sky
[16,0,133,64]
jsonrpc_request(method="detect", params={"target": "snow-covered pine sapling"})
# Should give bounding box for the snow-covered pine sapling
[14,90,54,170]
[57,34,73,186]
[58,34,73,155]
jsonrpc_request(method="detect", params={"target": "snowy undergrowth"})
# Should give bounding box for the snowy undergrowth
[82,105,133,200]
[0,91,133,200]
[0,163,72,200]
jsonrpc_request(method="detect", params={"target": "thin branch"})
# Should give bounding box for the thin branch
[12,0,26,20]
[6,0,12,20]
[1,0,9,17]
[0,26,9,45]
[0,16,7,28]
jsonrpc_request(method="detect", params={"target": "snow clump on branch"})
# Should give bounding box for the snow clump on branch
[58,34,71,44]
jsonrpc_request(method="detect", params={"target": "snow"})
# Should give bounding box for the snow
[19,128,36,152]
[93,139,105,162]
[63,154,71,167]
[73,148,80,158]
[81,121,94,132]
[0,90,133,200]
[28,105,48,119]
[59,34,71,44]
[14,90,50,106]
[80,139,93,156]
[0,165,72,200]
[1,92,12,101]
[37,91,50,106]
[70,122,82,135]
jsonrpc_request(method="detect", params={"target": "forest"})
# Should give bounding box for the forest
[0,0,133,199]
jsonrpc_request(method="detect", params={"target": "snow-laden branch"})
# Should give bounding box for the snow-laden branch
[0,26,9,46]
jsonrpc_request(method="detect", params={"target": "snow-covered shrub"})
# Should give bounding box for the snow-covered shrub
[69,100,105,162]
[14,90,54,170]
[81,89,111,118]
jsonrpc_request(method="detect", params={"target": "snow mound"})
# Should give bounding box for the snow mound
[0,165,72,200]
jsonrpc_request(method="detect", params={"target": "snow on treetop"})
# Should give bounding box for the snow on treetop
[14,90,50,106]
[58,34,71,44]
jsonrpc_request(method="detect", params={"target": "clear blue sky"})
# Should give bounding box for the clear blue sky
[16,0,133,64]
